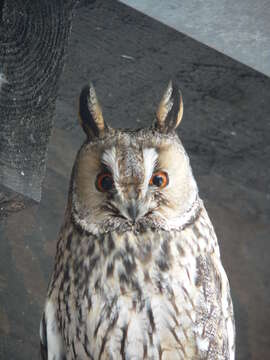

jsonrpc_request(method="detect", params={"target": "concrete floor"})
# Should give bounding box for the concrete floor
[0,0,270,358]
[120,0,270,77]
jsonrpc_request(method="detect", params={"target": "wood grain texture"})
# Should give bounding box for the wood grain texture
[0,0,76,201]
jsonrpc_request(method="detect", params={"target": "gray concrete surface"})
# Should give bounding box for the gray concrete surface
[120,0,270,77]
[0,0,270,358]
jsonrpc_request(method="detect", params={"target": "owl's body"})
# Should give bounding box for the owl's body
[40,83,235,360]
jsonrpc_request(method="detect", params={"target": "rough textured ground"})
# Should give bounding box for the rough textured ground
[0,0,269,359]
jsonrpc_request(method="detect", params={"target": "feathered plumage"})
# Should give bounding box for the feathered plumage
[40,81,235,360]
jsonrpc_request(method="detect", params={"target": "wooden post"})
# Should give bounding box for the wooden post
[0,0,76,201]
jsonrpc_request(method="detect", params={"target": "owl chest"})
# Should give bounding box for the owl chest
[61,230,203,359]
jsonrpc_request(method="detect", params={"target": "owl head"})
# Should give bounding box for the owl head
[70,82,199,234]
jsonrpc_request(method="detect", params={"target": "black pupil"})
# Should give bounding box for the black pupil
[152,175,164,187]
[101,175,113,190]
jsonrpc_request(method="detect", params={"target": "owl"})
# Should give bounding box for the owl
[40,81,235,360]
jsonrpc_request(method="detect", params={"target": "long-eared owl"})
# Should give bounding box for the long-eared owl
[40,81,235,360]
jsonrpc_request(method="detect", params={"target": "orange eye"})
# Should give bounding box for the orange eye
[149,171,169,188]
[96,173,114,192]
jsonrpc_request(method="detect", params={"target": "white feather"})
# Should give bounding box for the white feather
[213,256,235,360]
[142,148,158,196]
[196,337,210,352]
[126,314,145,358]
[102,146,119,182]
[44,300,65,360]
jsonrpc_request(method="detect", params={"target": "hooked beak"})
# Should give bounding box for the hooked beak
[127,200,138,223]
[113,187,150,224]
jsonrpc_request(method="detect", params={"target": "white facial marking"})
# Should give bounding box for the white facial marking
[142,148,158,196]
[102,146,119,183]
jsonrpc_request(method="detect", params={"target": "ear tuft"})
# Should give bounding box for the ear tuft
[79,83,107,138]
[154,81,183,133]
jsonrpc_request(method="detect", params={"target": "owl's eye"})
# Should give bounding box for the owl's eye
[96,173,114,192]
[149,171,169,188]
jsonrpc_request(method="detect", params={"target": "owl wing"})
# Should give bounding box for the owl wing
[40,313,48,360]
[195,254,235,360]
[40,300,66,360]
